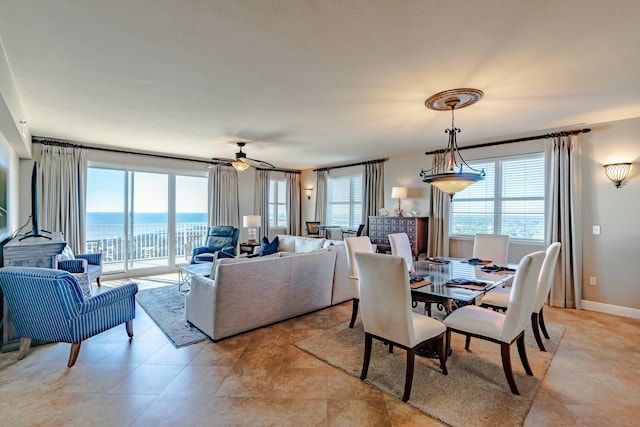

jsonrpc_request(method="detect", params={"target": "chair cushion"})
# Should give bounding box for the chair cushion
[259,236,279,256]
[207,225,236,237]
[481,287,510,308]
[411,312,446,344]
[443,305,506,342]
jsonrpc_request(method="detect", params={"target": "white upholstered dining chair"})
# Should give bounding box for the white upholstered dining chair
[344,236,375,328]
[443,250,545,395]
[355,252,448,402]
[388,232,415,271]
[472,233,510,266]
[480,242,561,351]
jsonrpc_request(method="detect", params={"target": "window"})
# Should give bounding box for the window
[269,178,287,228]
[449,154,545,241]
[327,174,363,229]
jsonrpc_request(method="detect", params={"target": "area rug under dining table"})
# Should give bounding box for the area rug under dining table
[296,319,564,427]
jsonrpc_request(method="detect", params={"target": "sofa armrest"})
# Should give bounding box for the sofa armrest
[58,259,88,273]
[77,283,139,315]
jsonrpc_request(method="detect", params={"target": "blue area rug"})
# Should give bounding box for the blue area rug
[135,283,208,348]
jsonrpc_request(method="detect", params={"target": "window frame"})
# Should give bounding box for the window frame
[326,172,363,229]
[268,177,288,229]
[448,152,545,243]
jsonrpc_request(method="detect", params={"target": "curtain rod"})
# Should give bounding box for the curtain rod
[313,158,388,172]
[423,128,591,156]
[33,137,301,172]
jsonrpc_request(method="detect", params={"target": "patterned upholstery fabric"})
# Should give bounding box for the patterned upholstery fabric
[0,267,137,344]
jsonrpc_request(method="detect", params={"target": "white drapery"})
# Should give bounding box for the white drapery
[362,161,385,234]
[208,165,239,227]
[253,169,271,237]
[285,171,301,236]
[39,145,87,252]
[545,134,583,309]
[427,151,450,257]
[314,169,328,224]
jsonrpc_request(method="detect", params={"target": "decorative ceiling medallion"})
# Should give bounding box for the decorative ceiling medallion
[425,88,484,111]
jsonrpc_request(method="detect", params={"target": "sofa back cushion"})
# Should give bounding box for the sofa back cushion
[276,235,326,253]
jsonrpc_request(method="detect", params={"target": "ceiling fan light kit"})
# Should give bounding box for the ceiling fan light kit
[212,142,276,171]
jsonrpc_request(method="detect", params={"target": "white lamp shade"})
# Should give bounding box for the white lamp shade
[391,186,407,199]
[243,215,261,228]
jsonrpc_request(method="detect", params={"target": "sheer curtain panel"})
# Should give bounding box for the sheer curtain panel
[362,161,385,234]
[39,145,87,252]
[285,171,301,236]
[315,170,328,224]
[545,134,583,309]
[208,165,239,227]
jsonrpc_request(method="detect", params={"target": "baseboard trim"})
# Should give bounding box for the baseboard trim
[581,299,640,319]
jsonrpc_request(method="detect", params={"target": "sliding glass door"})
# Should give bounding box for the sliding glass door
[86,167,207,276]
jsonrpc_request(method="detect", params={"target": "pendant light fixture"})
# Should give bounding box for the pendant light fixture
[420,88,485,200]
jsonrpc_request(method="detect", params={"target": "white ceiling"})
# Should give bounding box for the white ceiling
[1,0,639,170]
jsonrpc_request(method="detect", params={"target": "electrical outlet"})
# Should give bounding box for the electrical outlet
[593,225,601,235]
[589,276,597,286]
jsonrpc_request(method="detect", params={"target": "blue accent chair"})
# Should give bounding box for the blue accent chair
[0,267,138,367]
[191,226,239,263]
[57,252,103,286]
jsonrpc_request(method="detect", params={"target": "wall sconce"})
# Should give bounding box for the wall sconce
[391,186,407,217]
[304,187,313,200]
[604,163,632,188]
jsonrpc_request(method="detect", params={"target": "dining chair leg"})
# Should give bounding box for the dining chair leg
[437,334,448,375]
[516,333,534,376]
[500,342,519,395]
[349,298,359,328]
[531,312,546,351]
[445,330,452,359]
[539,307,550,339]
[361,333,373,380]
[403,348,416,402]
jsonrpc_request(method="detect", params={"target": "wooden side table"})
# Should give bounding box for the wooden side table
[239,242,260,255]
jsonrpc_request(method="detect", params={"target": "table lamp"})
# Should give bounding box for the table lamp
[391,187,407,217]
[243,215,261,244]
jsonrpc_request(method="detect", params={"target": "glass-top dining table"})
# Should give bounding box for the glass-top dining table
[410,258,517,316]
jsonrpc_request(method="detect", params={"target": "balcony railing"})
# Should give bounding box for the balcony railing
[86,222,208,265]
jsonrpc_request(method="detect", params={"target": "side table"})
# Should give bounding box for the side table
[239,242,260,255]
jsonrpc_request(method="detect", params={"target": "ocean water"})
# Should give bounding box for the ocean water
[87,212,207,225]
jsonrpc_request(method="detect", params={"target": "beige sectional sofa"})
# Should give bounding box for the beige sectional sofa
[185,235,354,341]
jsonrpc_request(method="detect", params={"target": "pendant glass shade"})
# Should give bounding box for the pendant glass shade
[423,172,484,196]
[603,163,631,188]
[232,159,250,171]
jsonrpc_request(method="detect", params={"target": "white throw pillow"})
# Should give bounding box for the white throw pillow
[295,237,325,253]
[72,272,91,298]
[58,245,75,261]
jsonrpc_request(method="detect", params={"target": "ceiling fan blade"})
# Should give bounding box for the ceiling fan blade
[245,157,275,169]
[210,157,235,164]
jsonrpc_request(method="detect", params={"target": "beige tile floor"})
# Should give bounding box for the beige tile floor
[0,276,638,426]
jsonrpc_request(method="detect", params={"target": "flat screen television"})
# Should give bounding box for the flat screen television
[19,162,50,240]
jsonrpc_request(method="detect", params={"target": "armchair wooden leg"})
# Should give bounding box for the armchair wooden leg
[18,338,31,360]
[403,348,416,402]
[531,312,546,352]
[96,276,101,287]
[516,333,534,376]
[349,298,359,328]
[500,342,519,395]
[68,342,81,367]
[361,332,372,380]
[126,320,134,339]
[539,307,550,339]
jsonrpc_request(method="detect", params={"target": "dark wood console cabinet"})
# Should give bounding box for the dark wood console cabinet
[368,216,428,259]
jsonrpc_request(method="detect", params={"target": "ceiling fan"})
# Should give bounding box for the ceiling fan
[211,142,276,171]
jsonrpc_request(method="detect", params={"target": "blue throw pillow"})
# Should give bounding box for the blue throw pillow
[259,236,279,256]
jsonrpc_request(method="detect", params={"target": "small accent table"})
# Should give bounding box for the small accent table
[177,262,213,294]
[239,242,260,255]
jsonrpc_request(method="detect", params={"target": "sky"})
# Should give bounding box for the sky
[86,168,207,213]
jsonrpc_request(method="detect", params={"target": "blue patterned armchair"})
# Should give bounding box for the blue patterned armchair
[57,252,103,286]
[191,225,239,263]
[0,267,138,367]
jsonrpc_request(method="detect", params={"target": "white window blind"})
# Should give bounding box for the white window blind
[449,154,545,241]
[327,174,363,229]
[268,179,287,228]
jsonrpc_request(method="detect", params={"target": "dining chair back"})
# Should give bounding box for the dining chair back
[355,252,447,402]
[388,232,414,272]
[344,236,375,328]
[305,221,321,238]
[473,233,509,266]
